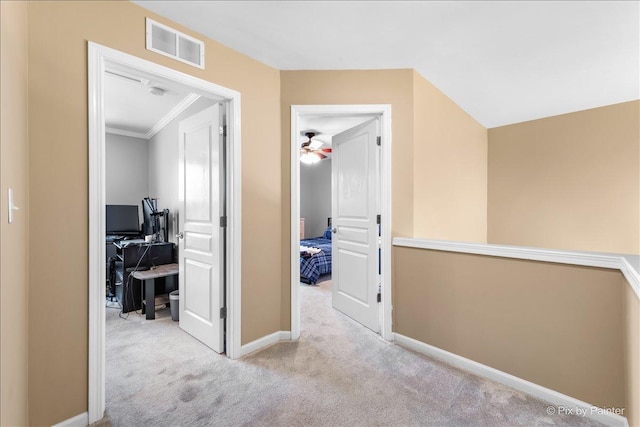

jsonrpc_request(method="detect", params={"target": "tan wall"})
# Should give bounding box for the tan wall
[0,2,30,425]
[279,69,415,329]
[488,101,640,254]
[394,246,635,416]
[413,71,487,242]
[26,1,281,424]
[625,282,640,427]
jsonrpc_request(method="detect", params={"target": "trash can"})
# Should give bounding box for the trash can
[169,290,179,321]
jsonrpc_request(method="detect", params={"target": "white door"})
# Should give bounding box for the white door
[331,118,380,332]
[178,105,224,353]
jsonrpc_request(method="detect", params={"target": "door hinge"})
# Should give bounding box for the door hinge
[376,214,381,225]
[220,216,227,227]
[377,293,381,303]
[220,307,227,319]
[376,136,381,146]
[218,125,227,136]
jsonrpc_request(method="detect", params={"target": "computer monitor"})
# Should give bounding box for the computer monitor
[105,205,140,235]
[142,198,159,237]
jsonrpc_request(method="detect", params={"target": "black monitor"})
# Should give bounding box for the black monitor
[106,205,140,235]
[142,197,160,236]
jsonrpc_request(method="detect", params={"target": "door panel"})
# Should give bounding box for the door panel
[184,259,213,322]
[178,104,224,353]
[185,126,212,221]
[336,133,370,219]
[337,226,368,244]
[332,118,380,333]
[185,232,213,253]
[336,248,369,302]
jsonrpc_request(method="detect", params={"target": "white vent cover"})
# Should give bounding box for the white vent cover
[146,18,204,69]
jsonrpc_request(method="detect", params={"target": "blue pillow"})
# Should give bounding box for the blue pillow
[323,227,332,240]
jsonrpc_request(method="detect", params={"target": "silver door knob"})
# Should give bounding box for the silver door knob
[176,231,184,239]
[331,227,337,233]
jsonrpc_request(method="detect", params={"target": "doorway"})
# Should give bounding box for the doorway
[290,105,393,342]
[88,42,242,424]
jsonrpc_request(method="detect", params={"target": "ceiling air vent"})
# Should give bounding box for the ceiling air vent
[146,18,205,69]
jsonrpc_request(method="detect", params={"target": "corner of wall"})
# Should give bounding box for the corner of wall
[279,71,292,333]
[411,70,488,243]
[1,1,30,425]
[624,280,640,426]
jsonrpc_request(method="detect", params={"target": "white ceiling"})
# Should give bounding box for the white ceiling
[105,70,197,138]
[132,1,639,128]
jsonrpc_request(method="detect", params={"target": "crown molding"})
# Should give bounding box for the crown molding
[145,93,201,140]
[105,127,147,139]
[105,94,201,141]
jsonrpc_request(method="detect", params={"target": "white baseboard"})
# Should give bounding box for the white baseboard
[393,333,628,427]
[53,412,89,427]
[240,330,291,357]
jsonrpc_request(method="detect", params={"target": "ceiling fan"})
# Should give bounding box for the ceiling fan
[300,131,332,164]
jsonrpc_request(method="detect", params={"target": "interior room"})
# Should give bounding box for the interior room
[299,129,332,286]
[297,114,386,336]
[298,115,374,282]
[105,67,217,244]
[1,1,638,427]
[103,64,228,406]
[104,64,215,311]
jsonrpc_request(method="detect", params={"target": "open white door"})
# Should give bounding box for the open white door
[178,104,224,353]
[331,118,380,333]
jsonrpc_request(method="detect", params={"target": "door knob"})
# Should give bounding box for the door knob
[331,227,337,234]
[176,231,184,239]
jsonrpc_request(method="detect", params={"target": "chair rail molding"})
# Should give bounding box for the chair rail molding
[393,238,640,299]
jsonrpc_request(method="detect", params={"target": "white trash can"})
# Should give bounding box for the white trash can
[169,290,179,321]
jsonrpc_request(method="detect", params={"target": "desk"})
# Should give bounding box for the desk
[113,241,174,313]
[132,263,179,320]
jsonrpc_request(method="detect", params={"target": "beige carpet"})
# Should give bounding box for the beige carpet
[98,277,603,426]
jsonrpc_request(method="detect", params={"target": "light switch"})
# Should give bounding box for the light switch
[8,188,19,224]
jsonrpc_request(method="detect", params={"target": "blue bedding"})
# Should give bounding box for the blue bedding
[300,237,332,284]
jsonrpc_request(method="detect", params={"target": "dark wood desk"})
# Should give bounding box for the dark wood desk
[113,241,174,313]
[132,263,179,320]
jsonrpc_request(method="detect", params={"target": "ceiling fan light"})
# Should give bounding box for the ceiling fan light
[309,140,322,150]
[300,152,320,165]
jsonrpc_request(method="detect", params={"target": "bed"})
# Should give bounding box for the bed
[300,227,332,284]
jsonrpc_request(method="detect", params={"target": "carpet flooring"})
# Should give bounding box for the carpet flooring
[98,277,604,426]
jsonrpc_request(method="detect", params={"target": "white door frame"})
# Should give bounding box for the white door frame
[88,42,242,424]
[290,104,392,341]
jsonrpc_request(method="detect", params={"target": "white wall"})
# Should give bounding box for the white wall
[300,159,331,238]
[148,97,216,244]
[105,133,149,221]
